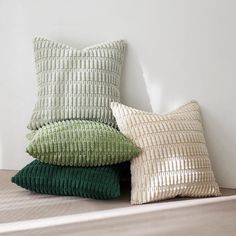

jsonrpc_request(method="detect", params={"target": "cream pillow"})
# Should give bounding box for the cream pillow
[111,101,221,204]
[28,38,126,130]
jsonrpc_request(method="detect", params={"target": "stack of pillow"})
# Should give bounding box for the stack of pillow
[12,37,221,204]
[12,38,140,200]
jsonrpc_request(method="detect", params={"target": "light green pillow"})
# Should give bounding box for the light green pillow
[28,37,126,130]
[26,120,140,166]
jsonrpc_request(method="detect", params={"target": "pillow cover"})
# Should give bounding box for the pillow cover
[11,160,120,200]
[28,37,126,130]
[26,120,140,166]
[111,101,221,204]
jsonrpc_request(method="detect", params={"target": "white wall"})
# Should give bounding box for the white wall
[0,0,235,188]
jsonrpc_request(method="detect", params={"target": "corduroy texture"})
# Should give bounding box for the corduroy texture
[28,37,126,130]
[111,101,221,204]
[11,160,121,200]
[26,120,140,166]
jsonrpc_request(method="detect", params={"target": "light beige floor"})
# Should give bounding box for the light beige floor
[1,170,236,236]
[0,170,131,223]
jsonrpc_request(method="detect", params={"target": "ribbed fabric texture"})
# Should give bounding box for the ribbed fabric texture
[111,101,221,204]
[28,38,126,130]
[26,120,140,166]
[11,160,120,200]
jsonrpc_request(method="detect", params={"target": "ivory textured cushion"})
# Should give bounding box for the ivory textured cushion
[111,101,221,204]
[11,160,121,199]
[28,37,126,130]
[26,120,140,166]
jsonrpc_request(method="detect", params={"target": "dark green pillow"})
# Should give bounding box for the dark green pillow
[11,160,120,200]
[26,120,140,166]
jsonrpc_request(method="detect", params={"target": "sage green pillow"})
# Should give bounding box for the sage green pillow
[26,120,140,166]
[28,37,126,130]
[11,160,120,199]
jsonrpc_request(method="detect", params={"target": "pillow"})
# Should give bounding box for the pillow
[11,160,121,200]
[26,120,140,166]
[28,37,126,130]
[111,101,221,204]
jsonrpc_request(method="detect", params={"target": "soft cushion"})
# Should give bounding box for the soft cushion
[11,160,121,199]
[28,37,126,130]
[26,120,140,166]
[111,101,221,204]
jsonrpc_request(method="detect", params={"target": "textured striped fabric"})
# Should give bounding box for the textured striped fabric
[11,160,121,200]
[111,101,221,204]
[28,37,126,130]
[26,120,140,166]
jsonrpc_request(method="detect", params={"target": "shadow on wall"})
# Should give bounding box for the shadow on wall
[120,45,152,112]
[120,48,181,114]
[134,59,185,115]
[139,62,162,113]
[200,105,235,187]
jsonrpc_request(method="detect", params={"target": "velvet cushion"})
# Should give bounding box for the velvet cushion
[12,160,121,200]
[28,37,126,129]
[111,101,221,204]
[26,120,140,166]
